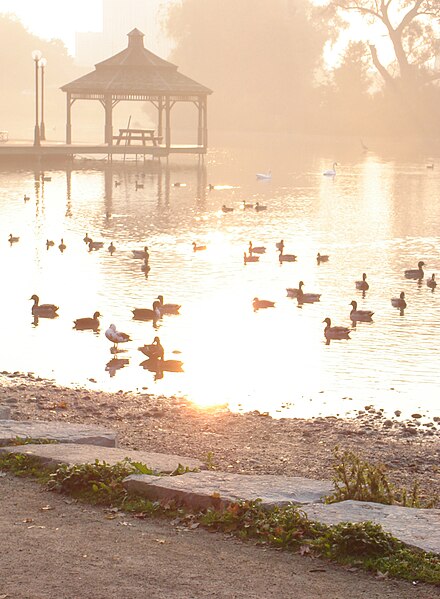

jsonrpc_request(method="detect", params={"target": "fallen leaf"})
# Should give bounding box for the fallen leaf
[40,505,53,511]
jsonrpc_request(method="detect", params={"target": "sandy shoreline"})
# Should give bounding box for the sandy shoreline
[1,371,439,505]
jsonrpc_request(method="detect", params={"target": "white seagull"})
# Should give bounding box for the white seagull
[105,324,131,352]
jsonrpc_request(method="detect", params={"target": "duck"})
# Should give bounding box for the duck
[244,252,259,264]
[83,232,92,244]
[391,292,407,310]
[138,336,165,360]
[242,201,254,209]
[105,324,131,352]
[114,180,121,187]
[355,273,369,291]
[404,261,425,280]
[73,311,101,331]
[286,285,300,298]
[248,241,266,255]
[278,249,297,263]
[349,300,374,322]
[317,253,329,263]
[23,194,30,202]
[46,239,54,249]
[8,234,19,244]
[427,274,437,289]
[192,242,207,252]
[254,202,267,211]
[29,294,59,317]
[88,240,104,251]
[323,162,338,177]
[156,295,181,315]
[132,301,161,322]
[323,317,350,340]
[58,238,66,252]
[276,240,284,252]
[135,181,144,190]
[222,204,234,213]
[132,246,149,259]
[253,297,275,311]
[256,171,271,180]
[108,242,116,255]
[297,281,321,304]
[426,163,434,169]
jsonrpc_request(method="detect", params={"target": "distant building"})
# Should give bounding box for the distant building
[75,0,172,67]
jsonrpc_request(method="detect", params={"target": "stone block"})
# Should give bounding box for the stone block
[0,420,117,447]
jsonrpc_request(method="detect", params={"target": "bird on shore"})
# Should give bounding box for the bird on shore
[192,242,207,252]
[355,273,369,291]
[29,294,58,318]
[391,292,407,310]
[253,297,275,311]
[349,300,374,322]
[317,253,329,263]
[74,311,101,331]
[105,324,131,352]
[244,252,259,264]
[297,281,321,304]
[132,246,149,259]
[427,274,437,289]
[132,301,161,322]
[138,336,165,360]
[323,318,350,340]
[156,295,181,315]
[249,241,266,255]
[323,162,338,177]
[8,234,19,244]
[404,261,425,280]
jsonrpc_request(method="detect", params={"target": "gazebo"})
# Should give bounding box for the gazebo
[61,29,212,154]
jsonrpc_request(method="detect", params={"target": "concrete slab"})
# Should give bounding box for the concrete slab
[0,420,117,447]
[0,443,203,475]
[123,471,334,510]
[303,500,440,555]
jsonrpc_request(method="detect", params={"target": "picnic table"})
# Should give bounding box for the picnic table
[113,128,162,146]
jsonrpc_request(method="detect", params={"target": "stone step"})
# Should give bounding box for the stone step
[123,471,334,509]
[0,406,11,419]
[0,443,203,474]
[0,420,117,447]
[303,500,440,555]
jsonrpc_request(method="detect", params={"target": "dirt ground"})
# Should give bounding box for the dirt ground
[1,371,439,504]
[1,475,438,599]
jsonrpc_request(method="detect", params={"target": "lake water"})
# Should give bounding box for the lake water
[1,134,440,420]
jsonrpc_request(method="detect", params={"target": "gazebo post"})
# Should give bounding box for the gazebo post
[104,94,113,145]
[158,96,163,138]
[197,97,203,147]
[165,96,171,149]
[66,93,72,144]
[203,97,208,150]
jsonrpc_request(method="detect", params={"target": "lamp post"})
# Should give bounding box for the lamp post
[31,50,42,146]
[39,57,47,141]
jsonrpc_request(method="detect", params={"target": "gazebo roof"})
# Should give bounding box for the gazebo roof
[61,29,212,96]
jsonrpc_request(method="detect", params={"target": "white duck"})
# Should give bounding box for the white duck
[323,162,338,177]
[105,324,131,351]
[349,300,374,322]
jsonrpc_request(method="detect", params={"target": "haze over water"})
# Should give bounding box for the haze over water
[1,134,439,421]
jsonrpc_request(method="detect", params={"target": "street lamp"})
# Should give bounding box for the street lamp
[31,50,42,146]
[39,57,47,141]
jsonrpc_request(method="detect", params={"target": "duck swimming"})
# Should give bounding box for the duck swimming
[323,318,350,340]
[254,202,267,211]
[222,205,234,213]
[132,301,161,322]
[323,162,338,177]
[58,238,66,252]
[426,274,436,289]
[192,242,207,252]
[244,252,259,264]
[88,240,104,251]
[355,273,369,291]
[132,246,149,259]
[108,242,116,255]
[404,261,425,280]
[83,232,92,244]
[253,298,275,311]
[8,234,19,244]
[297,281,321,304]
[391,292,407,310]
[74,311,101,331]
[349,300,374,322]
[249,241,266,254]
[156,295,181,315]
[29,294,59,317]
[317,253,329,263]
[278,249,297,263]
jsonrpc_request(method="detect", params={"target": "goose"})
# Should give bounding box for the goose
[73,311,101,331]
[132,301,161,322]
[242,201,254,209]
[278,250,297,263]
[391,292,407,310]
[349,300,374,322]
[108,242,116,255]
[156,295,181,315]
[297,281,321,304]
[427,274,437,289]
[132,246,149,259]
[8,234,19,244]
[276,240,284,252]
[46,239,54,249]
[88,240,104,251]
[105,324,131,352]
[193,242,207,252]
[244,252,259,264]
[222,204,234,213]
[355,273,369,291]
[404,261,425,280]
[83,232,92,244]
[249,241,266,254]
[253,297,275,311]
[323,162,338,176]
[138,336,165,360]
[254,202,267,211]
[58,238,66,252]
[29,294,59,317]
[317,253,329,263]
[256,171,271,180]
[323,317,350,340]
